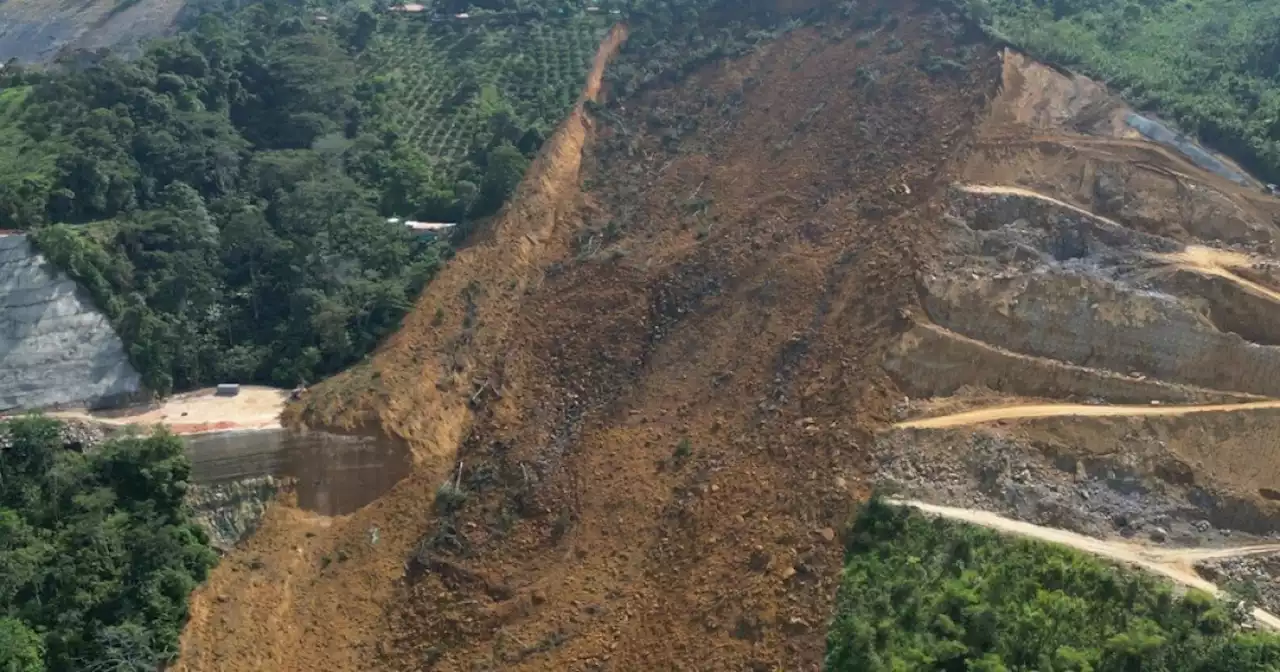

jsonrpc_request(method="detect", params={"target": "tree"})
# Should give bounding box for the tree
[0,417,216,672]
[0,618,44,672]
[351,11,378,52]
[478,141,529,216]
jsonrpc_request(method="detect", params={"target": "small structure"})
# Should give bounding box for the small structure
[215,383,241,397]
[390,3,426,11]
[389,218,456,236]
[404,220,456,234]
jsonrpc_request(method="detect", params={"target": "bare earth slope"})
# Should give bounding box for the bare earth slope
[179,2,1280,670]
[178,6,1000,670]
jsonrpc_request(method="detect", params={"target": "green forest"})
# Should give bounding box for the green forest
[0,417,216,672]
[0,2,546,394]
[828,498,1280,671]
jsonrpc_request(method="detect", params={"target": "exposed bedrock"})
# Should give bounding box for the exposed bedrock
[885,322,1260,405]
[923,270,1280,398]
[1147,269,1280,346]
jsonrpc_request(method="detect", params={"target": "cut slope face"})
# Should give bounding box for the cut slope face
[0,0,184,62]
[880,47,1280,561]
[0,233,143,411]
[178,7,1000,670]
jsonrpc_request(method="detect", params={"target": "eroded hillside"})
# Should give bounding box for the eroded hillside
[177,2,1280,670]
[879,50,1280,546]
[0,0,184,62]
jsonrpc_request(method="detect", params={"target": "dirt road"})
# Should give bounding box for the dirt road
[1151,245,1280,305]
[49,386,288,434]
[958,183,1130,230]
[896,400,1280,429]
[893,499,1280,629]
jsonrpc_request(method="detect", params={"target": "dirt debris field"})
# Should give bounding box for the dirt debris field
[175,2,1280,671]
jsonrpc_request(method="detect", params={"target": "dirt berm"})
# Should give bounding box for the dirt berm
[176,2,1280,670]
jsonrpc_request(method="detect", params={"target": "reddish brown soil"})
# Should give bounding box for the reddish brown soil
[177,6,1004,670]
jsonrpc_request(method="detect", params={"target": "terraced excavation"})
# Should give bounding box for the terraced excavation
[879,34,1280,614]
[175,3,1280,670]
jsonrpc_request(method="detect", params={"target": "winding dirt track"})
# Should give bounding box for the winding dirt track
[958,183,1130,229]
[893,500,1280,630]
[1152,245,1280,305]
[896,400,1280,429]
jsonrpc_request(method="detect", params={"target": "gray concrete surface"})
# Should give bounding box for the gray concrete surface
[0,0,186,63]
[0,233,143,412]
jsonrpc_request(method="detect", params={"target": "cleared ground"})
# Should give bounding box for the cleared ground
[50,386,288,434]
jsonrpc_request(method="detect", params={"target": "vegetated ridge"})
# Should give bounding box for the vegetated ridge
[0,0,603,400]
[828,499,1280,671]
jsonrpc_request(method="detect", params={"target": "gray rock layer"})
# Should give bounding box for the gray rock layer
[0,234,143,412]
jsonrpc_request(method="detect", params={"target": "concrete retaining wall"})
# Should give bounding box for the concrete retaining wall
[0,233,143,412]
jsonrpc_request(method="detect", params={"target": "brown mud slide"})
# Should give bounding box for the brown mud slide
[179,1,1280,670]
[178,4,1008,669]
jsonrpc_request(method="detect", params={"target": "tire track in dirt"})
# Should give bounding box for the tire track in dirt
[896,400,1280,429]
[892,499,1280,630]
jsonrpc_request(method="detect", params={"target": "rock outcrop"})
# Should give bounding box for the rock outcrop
[0,233,143,412]
[187,476,282,551]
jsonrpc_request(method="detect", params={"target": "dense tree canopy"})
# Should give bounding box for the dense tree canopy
[0,0,614,395]
[828,498,1280,671]
[0,417,216,672]
[0,3,457,394]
